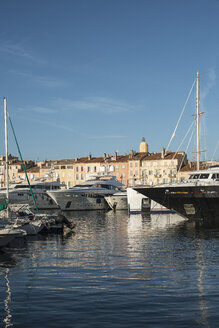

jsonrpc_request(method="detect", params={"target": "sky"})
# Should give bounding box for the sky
[0,0,219,161]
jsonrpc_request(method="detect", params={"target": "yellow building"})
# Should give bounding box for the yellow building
[139,151,187,186]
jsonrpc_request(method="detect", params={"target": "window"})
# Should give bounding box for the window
[135,162,138,167]
[87,166,90,172]
[94,166,96,172]
[62,172,65,178]
[130,163,133,167]
[67,166,73,169]
[130,170,133,176]
[76,174,79,180]
[76,167,79,172]
[122,164,125,169]
[81,174,84,180]
[200,174,209,179]
[61,166,66,169]
[81,166,83,171]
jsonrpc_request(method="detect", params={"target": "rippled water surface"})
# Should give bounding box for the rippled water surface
[1,210,219,327]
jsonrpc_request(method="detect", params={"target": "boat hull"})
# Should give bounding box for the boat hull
[0,229,23,248]
[47,192,109,211]
[150,200,175,214]
[0,191,59,210]
[127,188,150,214]
[135,185,219,223]
[105,193,128,210]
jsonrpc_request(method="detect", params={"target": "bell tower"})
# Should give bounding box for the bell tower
[139,137,148,153]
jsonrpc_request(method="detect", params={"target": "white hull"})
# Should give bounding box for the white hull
[105,192,128,210]
[47,192,109,211]
[0,190,59,210]
[127,188,150,213]
[150,200,175,214]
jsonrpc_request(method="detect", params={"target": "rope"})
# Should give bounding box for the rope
[7,113,39,213]
[165,78,196,155]
[178,123,196,173]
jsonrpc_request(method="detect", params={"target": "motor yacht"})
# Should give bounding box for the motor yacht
[47,175,124,211]
[134,165,219,223]
[0,180,62,210]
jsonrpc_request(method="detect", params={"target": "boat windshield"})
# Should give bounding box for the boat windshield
[199,174,210,179]
[189,174,200,179]
[189,173,210,180]
[212,173,219,179]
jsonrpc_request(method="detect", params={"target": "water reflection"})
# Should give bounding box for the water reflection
[0,251,16,328]
[3,269,12,328]
[0,210,218,327]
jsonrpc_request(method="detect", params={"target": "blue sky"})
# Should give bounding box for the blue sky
[0,0,219,161]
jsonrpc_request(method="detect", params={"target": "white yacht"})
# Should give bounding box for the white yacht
[127,187,150,214]
[0,180,62,210]
[105,191,128,210]
[47,176,124,211]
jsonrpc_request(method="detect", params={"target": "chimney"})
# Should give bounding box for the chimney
[161,147,165,159]
[129,150,134,159]
[103,153,106,160]
[88,154,92,160]
[114,151,118,160]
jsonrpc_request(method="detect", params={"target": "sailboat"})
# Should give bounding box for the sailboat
[134,72,219,224]
[0,98,28,246]
[0,98,47,236]
[0,98,76,237]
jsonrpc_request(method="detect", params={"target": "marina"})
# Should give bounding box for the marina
[1,1,219,327]
[1,210,219,327]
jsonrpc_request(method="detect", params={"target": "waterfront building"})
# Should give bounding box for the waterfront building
[4,137,218,189]
[140,150,187,186]
[128,150,148,186]
[108,152,129,186]
[53,159,76,188]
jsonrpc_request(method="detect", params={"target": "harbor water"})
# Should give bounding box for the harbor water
[1,210,219,327]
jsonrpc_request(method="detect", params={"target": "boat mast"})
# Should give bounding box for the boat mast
[4,97,9,205]
[196,72,200,171]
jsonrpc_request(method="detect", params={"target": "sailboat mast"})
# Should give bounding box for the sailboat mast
[3,97,9,204]
[196,72,200,171]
